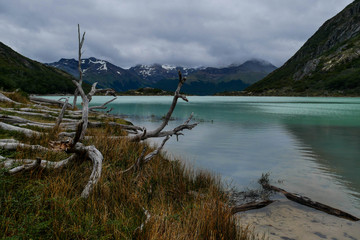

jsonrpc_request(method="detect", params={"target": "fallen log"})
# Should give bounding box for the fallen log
[231,200,274,214]
[30,96,73,108]
[0,142,49,151]
[0,107,55,118]
[262,184,360,221]
[0,122,41,137]
[1,155,76,173]
[0,92,20,104]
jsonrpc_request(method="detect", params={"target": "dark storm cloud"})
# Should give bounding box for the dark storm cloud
[0,0,353,68]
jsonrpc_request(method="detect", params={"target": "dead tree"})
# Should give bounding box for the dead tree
[127,71,197,142]
[72,24,86,109]
[1,25,197,198]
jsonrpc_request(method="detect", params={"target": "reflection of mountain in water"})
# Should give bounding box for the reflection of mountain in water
[286,125,360,198]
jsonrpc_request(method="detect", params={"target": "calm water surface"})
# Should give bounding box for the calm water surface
[48,96,360,216]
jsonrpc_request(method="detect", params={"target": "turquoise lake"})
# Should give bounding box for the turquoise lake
[46,96,360,216]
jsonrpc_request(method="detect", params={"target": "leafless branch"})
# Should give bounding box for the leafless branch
[55,97,69,129]
[127,71,195,142]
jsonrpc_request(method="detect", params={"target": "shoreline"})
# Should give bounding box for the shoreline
[237,198,360,240]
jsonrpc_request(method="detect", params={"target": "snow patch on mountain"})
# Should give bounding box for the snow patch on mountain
[97,63,107,71]
[89,58,108,71]
[138,65,155,76]
[162,64,176,71]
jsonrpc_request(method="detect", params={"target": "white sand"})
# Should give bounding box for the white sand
[237,199,360,240]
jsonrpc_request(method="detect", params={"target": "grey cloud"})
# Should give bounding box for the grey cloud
[0,0,353,68]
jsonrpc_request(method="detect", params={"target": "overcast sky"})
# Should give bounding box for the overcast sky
[0,0,353,68]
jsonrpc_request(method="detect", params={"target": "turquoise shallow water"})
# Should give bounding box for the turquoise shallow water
[45,96,360,216]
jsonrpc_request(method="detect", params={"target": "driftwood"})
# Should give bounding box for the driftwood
[0,142,48,151]
[6,107,60,115]
[30,96,73,108]
[0,92,20,104]
[0,122,40,137]
[55,97,69,129]
[231,200,274,214]
[1,155,77,174]
[262,184,360,222]
[0,114,78,131]
[0,107,55,118]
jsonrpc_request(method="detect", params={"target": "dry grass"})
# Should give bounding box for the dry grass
[3,90,30,104]
[0,109,260,239]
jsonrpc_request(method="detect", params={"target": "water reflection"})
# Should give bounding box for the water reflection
[285,125,360,202]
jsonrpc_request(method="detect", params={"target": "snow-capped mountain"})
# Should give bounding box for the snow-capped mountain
[129,64,199,84]
[47,57,143,91]
[48,58,277,95]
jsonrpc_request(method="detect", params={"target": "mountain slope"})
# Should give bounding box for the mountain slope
[0,42,77,94]
[246,0,360,96]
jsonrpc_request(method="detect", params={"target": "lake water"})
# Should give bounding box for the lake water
[46,96,360,216]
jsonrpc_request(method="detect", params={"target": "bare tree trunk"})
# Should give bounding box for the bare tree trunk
[73,24,86,109]
[55,97,69,129]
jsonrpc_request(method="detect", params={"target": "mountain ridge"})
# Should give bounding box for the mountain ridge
[48,58,276,95]
[245,0,360,96]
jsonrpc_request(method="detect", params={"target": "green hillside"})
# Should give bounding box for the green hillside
[246,0,360,96]
[0,42,77,94]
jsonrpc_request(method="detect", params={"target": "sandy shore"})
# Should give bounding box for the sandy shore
[237,198,360,240]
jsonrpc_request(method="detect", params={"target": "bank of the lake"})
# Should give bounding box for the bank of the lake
[1,93,257,239]
[44,96,360,217]
[42,95,360,239]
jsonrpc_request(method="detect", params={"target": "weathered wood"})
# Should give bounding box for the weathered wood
[8,158,42,174]
[30,96,73,108]
[89,96,117,112]
[122,136,170,174]
[262,184,360,221]
[1,155,76,171]
[73,24,86,108]
[55,97,69,129]
[75,144,103,198]
[0,139,19,143]
[127,71,197,142]
[9,107,60,114]
[88,121,143,132]
[0,122,40,137]
[231,200,274,214]
[0,142,48,151]
[1,114,77,130]
[0,92,19,104]
[0,107,55,118]
[1,114,56,129]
